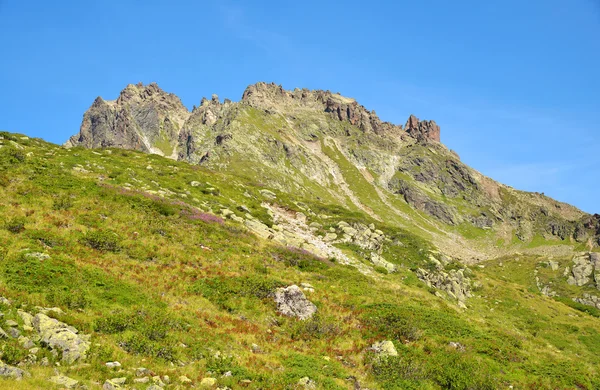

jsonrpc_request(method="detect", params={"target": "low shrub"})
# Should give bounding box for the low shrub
[189,275,285,310]
[1,341,28,365]
[81,230,121,252]
[52,194,74,210]
[270,246,330,272]
[5,217,26,233]
[287,314,340,341]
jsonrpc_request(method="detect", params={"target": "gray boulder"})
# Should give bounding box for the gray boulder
[371,340,398,357]
[49,375,80,389]
[33,313,91,363]
[274,285,317,320]
[0,361,28,379]
[567,253,595,286]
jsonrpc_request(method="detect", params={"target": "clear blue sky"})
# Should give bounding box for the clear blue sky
[1,0,599,213]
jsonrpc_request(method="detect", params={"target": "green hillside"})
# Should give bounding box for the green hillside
[0,131,599,389]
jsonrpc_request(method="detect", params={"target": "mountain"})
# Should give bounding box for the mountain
[68,82,600,262]
[0,83,599,389]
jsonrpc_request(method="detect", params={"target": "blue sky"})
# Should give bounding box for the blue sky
[1,0,598,212]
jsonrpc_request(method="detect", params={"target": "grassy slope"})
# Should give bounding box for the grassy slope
[0,133,599,389]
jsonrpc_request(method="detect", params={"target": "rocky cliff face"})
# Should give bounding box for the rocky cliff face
[68,82,437,158]
[66,82,599,261]
[65,83,190,158]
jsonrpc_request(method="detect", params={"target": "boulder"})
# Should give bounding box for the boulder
[103,378,126,390]
[32,313,91,363]
[297,376,317,390]
[17,310,33,327]
[179,375,193,384]
[49,375,79,389]
[0,361,28,379]
[370,340,398,357]
[200,377,217,387]
[370,253,397,273]
[567,254,595,286]
[274,285,317,320]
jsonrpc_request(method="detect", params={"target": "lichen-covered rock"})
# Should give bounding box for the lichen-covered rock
[274,285,317,320]
[417,263,472,306]
[567,253,597,287]
[370,340,398,357]
[199,377,217,387]
[297,376,317,389]
[49,375,79,389]
[370,253,397,273]
[574,293,600,310]
[103,377,126,390]
[33,313,91,363]
[0,361,28,379]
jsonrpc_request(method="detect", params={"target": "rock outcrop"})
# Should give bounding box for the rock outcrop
[274,285,317,320]
[68,82,440,160]
[389,178,459,225]
[66,83,190,158]
[566,252,600,288]
[404,114,440,143]
[416,255,473,308]
[33,313,91,363]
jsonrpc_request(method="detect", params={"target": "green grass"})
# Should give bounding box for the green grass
[0,133,599,389]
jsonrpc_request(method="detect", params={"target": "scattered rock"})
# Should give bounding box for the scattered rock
[105,361,121,368]
[449,341,465,351]
[0,361,28,379]
[103,377,126,389]
[7,326,21,338]
[152,375,166,387]
[133,377,150,384]
[370,253,397,273]
[24,252,50,261]
[5,319,18,327]
[32,313,91,363]
[370,340,398,357]
[136,367,151,377]
[17,310,33,327]
[297,376,317,390]
[567,253,597,287]
[274,285,317,320]
[416,260,472,305]
[179,375,192,384]
[574,293,600,310]
[259,189,277,199]
[49,375,80,389]
[200,377,217,387]
[18,335,35,349]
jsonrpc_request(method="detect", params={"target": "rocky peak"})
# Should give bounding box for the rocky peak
[115,82,188,113]
[66,82,189,157]
[404,114,441,143]
[241,82,437,139]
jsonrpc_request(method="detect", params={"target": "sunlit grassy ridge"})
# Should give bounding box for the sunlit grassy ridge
[0,132,599,389]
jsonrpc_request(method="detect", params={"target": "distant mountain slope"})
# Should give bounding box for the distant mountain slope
[66,82,600,262]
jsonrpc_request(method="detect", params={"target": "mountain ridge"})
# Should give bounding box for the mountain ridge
[66,82,599,263]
